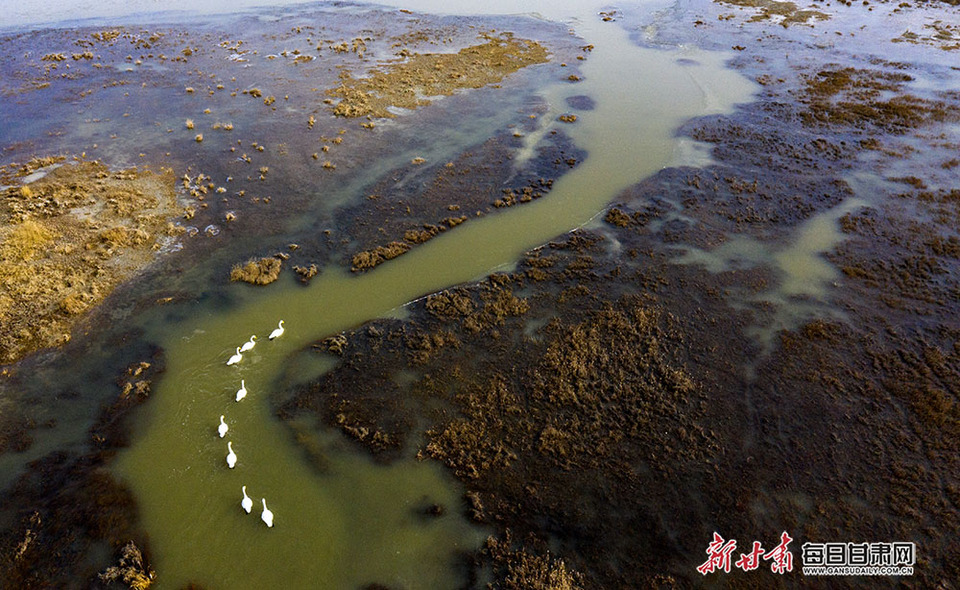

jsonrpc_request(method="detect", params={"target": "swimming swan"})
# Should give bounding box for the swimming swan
[241,486,253,514]
[236,379,247,402]
[226,441,237,469]
[269,320,285,340]
[261,498,274,527]
[226,347,243,366]
[240,335,257,353]
[218,415,228,438]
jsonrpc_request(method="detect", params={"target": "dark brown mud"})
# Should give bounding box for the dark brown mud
[280,223,756,588]
[0,353,162,589]
[277,2,960,589]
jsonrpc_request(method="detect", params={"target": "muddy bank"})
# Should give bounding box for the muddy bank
[0,452,151,589]
[281,228,753,587]
[277,1,960,587]
[0,159,179,365]
[0,354,162,588]
[341,127,584,272]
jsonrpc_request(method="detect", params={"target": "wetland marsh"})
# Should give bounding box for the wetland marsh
[1,0,958,588]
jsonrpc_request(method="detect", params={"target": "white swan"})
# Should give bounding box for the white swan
[218,415,228,438]
[241,486,253,514]
[240,335,257,353]
[226,441,237,469]
[236,379,247,402]
[269,320,285,340]
[261,498,274,527]
[226,347,243,366]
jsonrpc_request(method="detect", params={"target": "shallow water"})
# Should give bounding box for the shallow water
[673,196,868,351]
[3,0,762,586]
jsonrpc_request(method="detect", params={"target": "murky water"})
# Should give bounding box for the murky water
[119,299,484,588]
[2,0,769,586]
[673,196,868,351]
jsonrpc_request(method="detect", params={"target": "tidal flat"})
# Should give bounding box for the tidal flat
[0,0,958,588]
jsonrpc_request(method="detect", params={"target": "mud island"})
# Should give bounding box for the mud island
[327,33,551,119]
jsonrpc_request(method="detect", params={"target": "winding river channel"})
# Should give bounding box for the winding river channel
[114,2,757,587]
[3,0,765,587]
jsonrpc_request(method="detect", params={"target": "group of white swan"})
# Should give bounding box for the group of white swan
[240,486,273,526]
[224,321,284,367]
[218,320,284,528]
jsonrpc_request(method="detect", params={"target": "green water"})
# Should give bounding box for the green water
[113,3,757,588]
